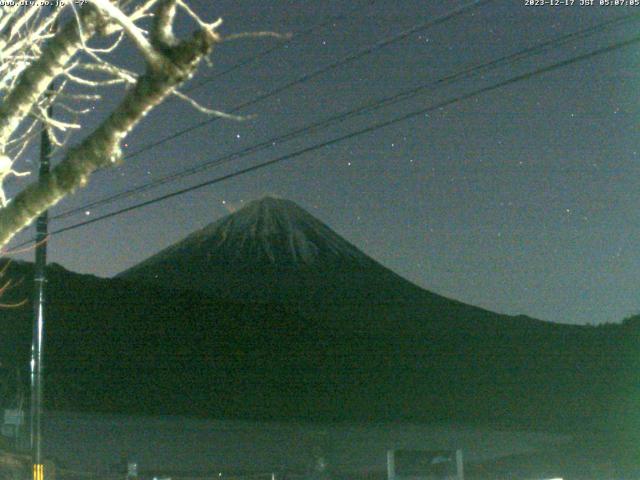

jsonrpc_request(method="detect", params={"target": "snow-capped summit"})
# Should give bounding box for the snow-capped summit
[171,196,372,267]
[118,196,432,305]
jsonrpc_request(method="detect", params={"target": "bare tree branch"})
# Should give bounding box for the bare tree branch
[0,1,222,248]
[0,6,104,152]
[0,0,281,250]
[89,0,163,67]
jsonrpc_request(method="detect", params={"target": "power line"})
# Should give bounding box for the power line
[26,33,640,244]
[118,0,493,162]
[183,1,373,95]
[53,10,640,221]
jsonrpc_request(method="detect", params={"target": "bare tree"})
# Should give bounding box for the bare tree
[0,0,267,250]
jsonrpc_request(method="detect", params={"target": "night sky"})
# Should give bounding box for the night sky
[8,0,640,325]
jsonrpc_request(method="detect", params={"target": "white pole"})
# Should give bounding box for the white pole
[386,450,395,480]
[455,449,464,480]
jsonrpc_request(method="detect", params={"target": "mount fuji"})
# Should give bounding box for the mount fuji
[0,197,634,436]
[118,196,536,334]
[119,196,427,302]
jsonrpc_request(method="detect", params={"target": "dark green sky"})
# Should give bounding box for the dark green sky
[10,0,640,325]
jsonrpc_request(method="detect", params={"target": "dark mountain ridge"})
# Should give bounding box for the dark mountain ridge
[118,197,547,334]
[119,197,436,306]
[0,198,636,448]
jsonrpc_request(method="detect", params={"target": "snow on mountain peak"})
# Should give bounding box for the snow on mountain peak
[127,196,372,270]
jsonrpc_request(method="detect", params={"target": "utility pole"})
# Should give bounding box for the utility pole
[30,103,51,480]
[30,10,55,480]
[30,100,52,480]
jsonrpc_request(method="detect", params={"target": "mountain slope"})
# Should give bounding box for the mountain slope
[118,197,543,334]
[0,198,636,441]
[0,260,636,435]
[119,197,430,304]
[112,197,640,435]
